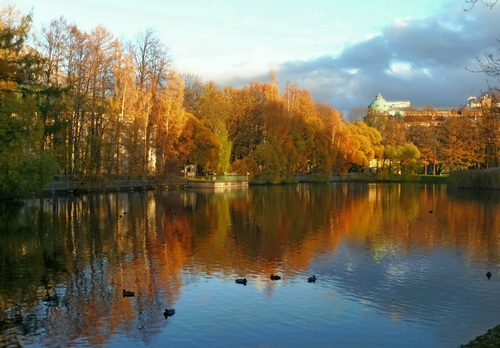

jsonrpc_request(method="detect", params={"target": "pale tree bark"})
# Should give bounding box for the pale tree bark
[132,29,171,175]
[35,17,70,170]
[109,49,136,175]
[85,25,119,175]
[64,25,90,175]
[156,71,185,173]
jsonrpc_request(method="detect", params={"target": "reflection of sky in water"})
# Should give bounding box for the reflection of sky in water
[107,245,476,348]
[309,242,498,347]
[127,269,439,348]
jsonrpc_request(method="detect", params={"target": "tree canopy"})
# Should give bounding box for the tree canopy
[2,3,500,199]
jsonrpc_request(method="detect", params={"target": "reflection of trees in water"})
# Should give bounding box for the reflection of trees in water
[1,184,500,345]
[341,183,500,264]
[446,186,500,203]
[0,192,187,346]
[310,184,500,340]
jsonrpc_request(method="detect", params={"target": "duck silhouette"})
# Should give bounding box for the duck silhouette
[163,308,176,318]
[123,289,135,297]
[270,274,281,280]
[308,275,317,283]
[487,271,492,280]
[235,278,247,285]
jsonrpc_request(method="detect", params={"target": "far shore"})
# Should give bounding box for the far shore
[38,168,500,196]
[39,173,450,196]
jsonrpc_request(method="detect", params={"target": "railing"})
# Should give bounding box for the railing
[201,174,248,182]
[42,174,249,194]
[42,175,182,194]
[183,174,249,189]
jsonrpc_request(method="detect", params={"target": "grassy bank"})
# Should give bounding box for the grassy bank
[460,325,500,347]
[415,174,448,184]
[331,173,447,184]
[447,168,500,190]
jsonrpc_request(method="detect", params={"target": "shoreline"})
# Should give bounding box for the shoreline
[39,173,449,196]
[41,175,184,195]
[40,168,500,197]
[460,325,500,347]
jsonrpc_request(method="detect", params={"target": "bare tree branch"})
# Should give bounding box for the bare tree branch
[477,53,500,80]
[464,0,499,11]
[463,1,500,81]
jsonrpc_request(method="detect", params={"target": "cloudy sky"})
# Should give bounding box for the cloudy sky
[14,0,500,115]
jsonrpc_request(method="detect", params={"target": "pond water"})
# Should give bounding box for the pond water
[1,183,500,347]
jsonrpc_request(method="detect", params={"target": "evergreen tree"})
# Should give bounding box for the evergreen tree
[0,5,56,200]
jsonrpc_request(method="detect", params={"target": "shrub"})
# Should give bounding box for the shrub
[447,168,500,190]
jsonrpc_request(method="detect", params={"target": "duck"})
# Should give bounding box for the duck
[308,275,317,283]
[270,274,281,280]
[163,308,176,318]
[487,271,492,280]
[123,289,135,297]
[235,278,247,285]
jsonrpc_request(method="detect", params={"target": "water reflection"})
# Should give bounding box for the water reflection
[1,184,500,347]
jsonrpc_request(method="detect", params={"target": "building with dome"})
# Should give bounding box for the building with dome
[368,93,389,113]
[366,92,496,127]
[369,93,410,114]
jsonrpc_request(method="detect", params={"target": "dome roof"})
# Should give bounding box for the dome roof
[369,93,389,112]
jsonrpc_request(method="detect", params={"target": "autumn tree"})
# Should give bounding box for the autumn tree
[345,122,383,171]
[227,84,265,162]
[407,124,439,174]
[479,102,500,167]
[182,73,203,113]
[252,136,286,184]
[158,71,186,174]
[437,115,483,171]
[84,26,120,175]
[261,98,298,180]
[132,29,171,175]
[175,113,220,171]
[61,24,93,175]
[35,17,71,172]
[365,110,405,146]
[283,88,321,174]
[323,107,354,174]
[316,103,343,175]
[194,81,232,173]
[6,2,432,188]
[226,81,277,181]
[108,46,136,176]
[39,22,121,177]
[383,143,421,177]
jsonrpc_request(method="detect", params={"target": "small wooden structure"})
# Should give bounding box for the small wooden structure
[183,171,248,189]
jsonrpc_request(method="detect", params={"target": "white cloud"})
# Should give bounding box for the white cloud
[226,1,500,112]
[387,61,413,76]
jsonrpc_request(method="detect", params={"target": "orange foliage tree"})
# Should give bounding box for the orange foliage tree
[5,3,396,185]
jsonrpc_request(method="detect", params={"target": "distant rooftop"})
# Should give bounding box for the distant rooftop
[368,92,499,113]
